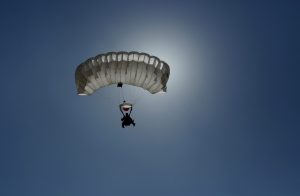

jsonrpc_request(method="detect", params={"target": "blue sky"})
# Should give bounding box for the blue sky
[1,0,299,195]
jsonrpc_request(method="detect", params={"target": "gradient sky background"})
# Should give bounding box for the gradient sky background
[1,0,300,196]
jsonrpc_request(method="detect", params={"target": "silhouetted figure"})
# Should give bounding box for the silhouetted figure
[121,113,135,128]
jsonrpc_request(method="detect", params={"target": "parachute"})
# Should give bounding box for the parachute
[75,51,170,95]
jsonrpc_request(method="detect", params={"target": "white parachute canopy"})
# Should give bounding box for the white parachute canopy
[75,51,170,95]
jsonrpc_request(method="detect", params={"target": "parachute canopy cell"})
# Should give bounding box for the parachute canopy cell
[75,51,170,95]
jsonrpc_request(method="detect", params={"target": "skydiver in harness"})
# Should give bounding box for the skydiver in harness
[117,82,136,128]
[120,101,135,128]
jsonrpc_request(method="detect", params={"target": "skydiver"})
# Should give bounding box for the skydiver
[121,113,135,128]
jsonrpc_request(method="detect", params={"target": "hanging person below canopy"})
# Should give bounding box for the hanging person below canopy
[120,101,135,128]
